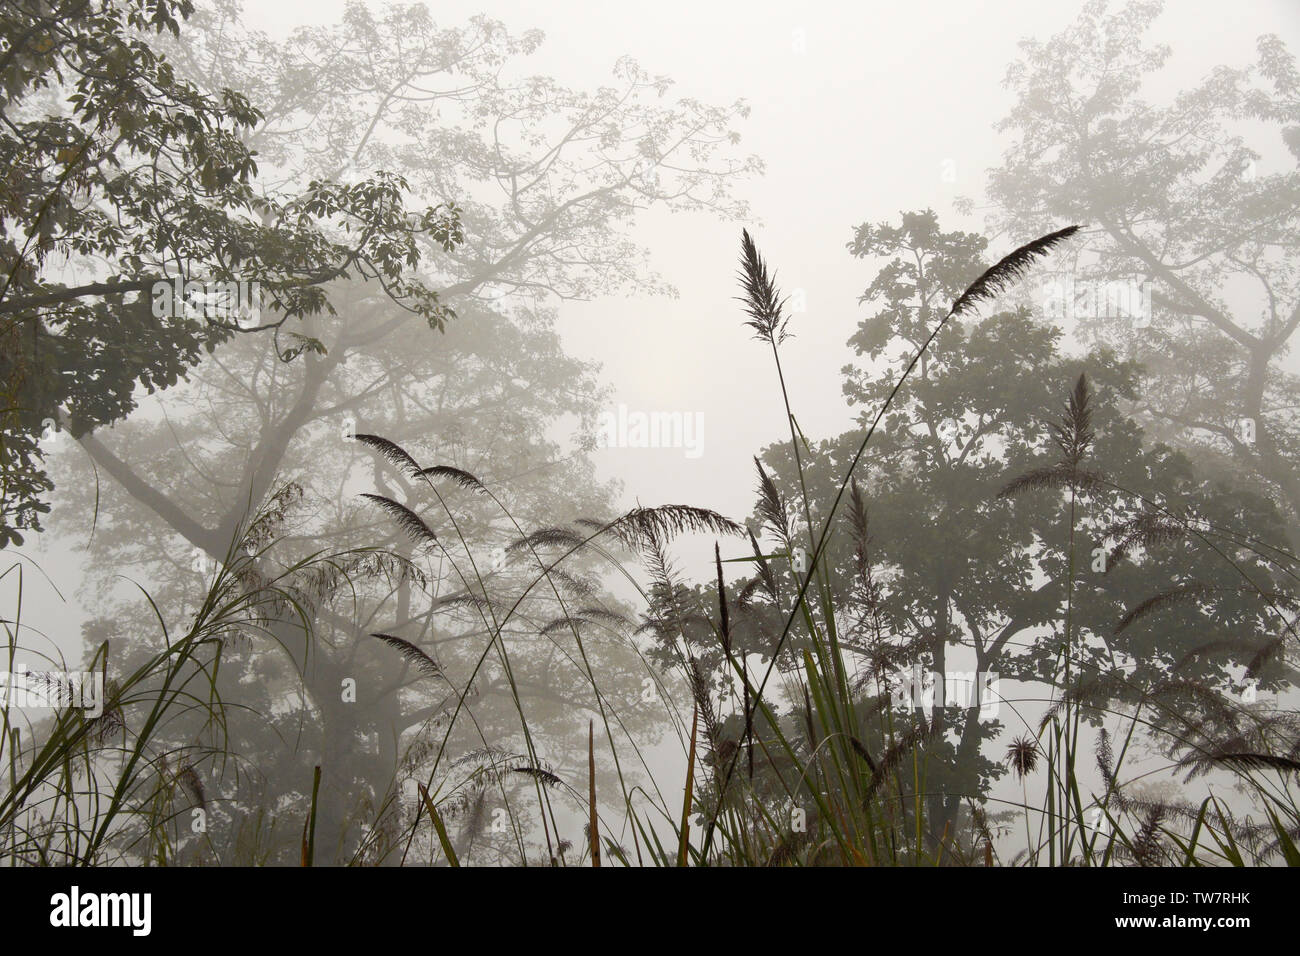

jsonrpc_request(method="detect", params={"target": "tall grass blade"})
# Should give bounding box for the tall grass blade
[418,784,460,867]
[679,702,699,867]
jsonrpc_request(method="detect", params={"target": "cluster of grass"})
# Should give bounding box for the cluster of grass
[3,227,1296,866]
[0,508,385,865]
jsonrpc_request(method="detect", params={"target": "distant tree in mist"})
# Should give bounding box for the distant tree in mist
[977,0,1300,547]
[0,0,462,545]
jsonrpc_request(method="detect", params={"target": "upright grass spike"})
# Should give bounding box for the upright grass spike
[752,457,792,547]
[1051,373,1095,466]
[714,542,731,656]
[998,373,1101,499]
[737,228,792,345]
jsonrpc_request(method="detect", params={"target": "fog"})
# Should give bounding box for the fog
[3,0,1298,867]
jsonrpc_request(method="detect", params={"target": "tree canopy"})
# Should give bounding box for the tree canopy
[1,0,463,544]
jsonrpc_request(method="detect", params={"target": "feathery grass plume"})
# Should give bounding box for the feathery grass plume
[1110,781,1250,838]
[1115,581,1215,633]
[635,610,715,640]
[1006,736,1041,780]
[539,615,591,636]
[949,225,1081,319]
[1053,373,1094,466]
[997,463,1104,499]
[449,745,516,774]
[1145,677,1243,728]
[418,464,489,494]
[737,574,764,608]
[360,493,437,545]
[84,679,125,747]
[1173,637,1263,673]
[967,800,997,863]
[510,765,564,788]
[845,478,891,639]
[1206,751,1300,774]
[1104,510,1188,568]
[596,504,744,552]
[753,457,792,547]
[457,785,489,849]
[538,607,630,636]
[574,606,632,629]
[688,656,722,759]
[998,374,1100,499]
[506,526,585,554]
[292,552,431,613]
[241,480,304,554]
[848,736,878,774]
[545,568,601,599]
[1169,630,1288,677]
[864,721,944,802]
[1096,728,1116,789]
[847,478,870,573]
[1130,805,1168,866]
[371,633,442,678]
[353,433,424,477]
[436,590,512,614]
[178,764,205,810]
[486,562,599,599]
[634,532,695,642]
[737,228,791,345]
[1245,637,1285,679]
[737,528,780,608]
